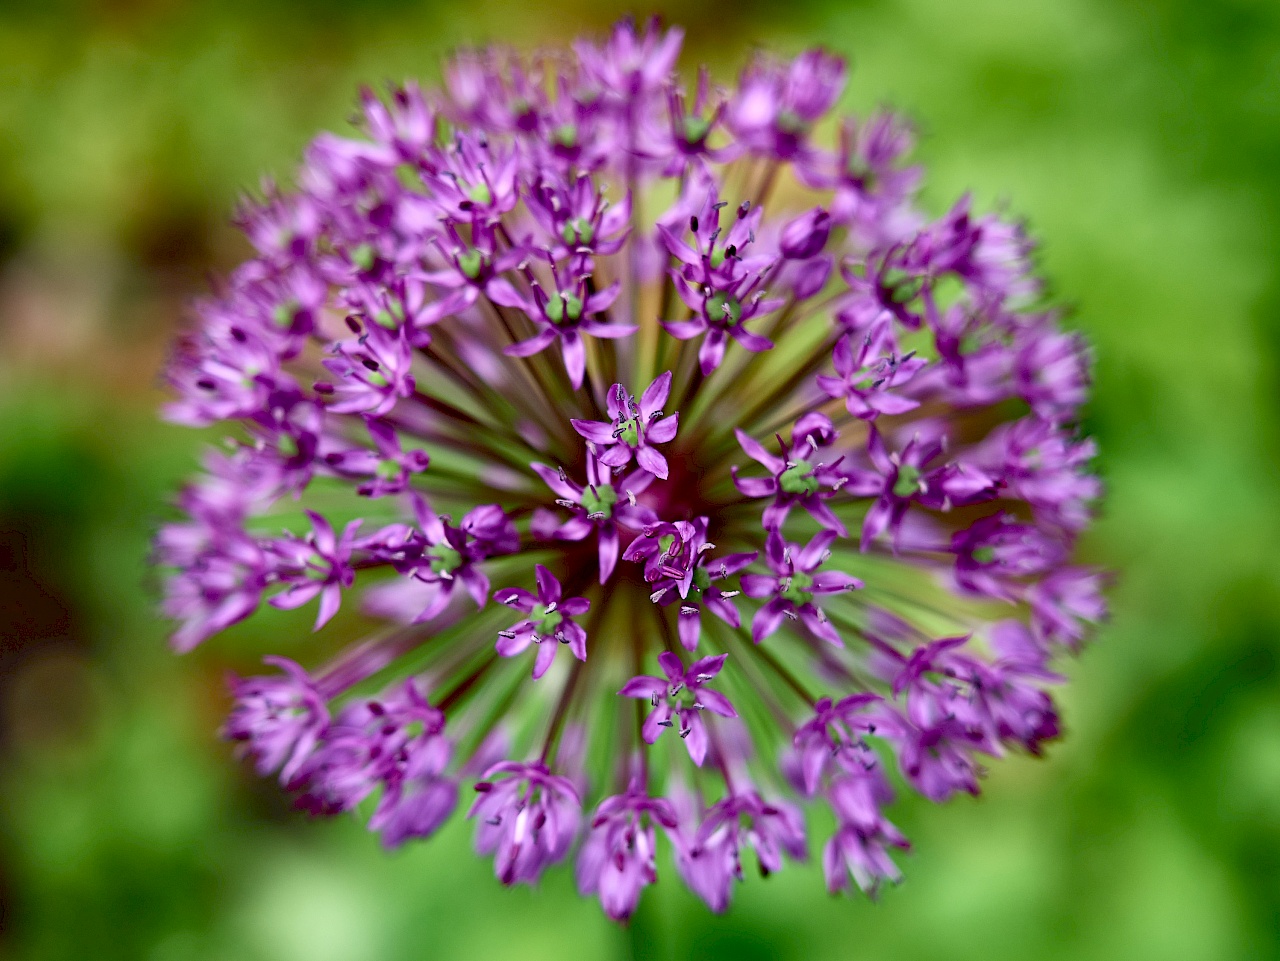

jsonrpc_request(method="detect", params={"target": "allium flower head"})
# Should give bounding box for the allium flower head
[156,17,1106,920]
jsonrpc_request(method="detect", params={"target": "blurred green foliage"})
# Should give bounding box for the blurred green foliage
[0,0,1278,958]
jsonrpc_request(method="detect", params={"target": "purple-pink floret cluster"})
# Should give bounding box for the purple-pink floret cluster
[156,18,1106,921]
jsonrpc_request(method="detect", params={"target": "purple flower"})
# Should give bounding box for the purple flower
[850,424,997,552]
[223,656,329,784]
[268,511,361,630]
[576,784,677,921]
[816,317,927,420]
[364,495,514,623]
[292,679,459,847]
[498,274,635,390]
[741,530,862,646]
[671,789,808,912]
[571,372,679,479]
[733,412,851,534]
[1030,567,1109,649]
[495,565,591,679]
[531,453,657,583]
[624,517,757,650]
[658,192,782,373]
[157,19,1105,919]
[469,761,582,886]
[792,693,883,795]
[728,49,847,161]
[780,207,832,260]
[619,652,737,766]
[822,771,910,897]
[321,417,430,498]
[950,513,1069,601]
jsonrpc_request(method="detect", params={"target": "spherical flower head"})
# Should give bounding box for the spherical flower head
[155,16,1105,921]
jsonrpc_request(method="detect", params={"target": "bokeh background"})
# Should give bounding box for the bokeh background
[1,0,1278,958]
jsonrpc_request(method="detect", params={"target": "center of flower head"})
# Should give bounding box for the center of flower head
[561,218,595,246]
[457,247,486,279]
[581,483,617,519]
[545,291,584,325]
[779,460,820,495]
[467,182,493,206]
[532,604,564,636]
[972,546,997,564]
[781,571,814,604]
[892,463,924,498]
[376,458,401,481]
[706,292,742,326]
[429,543,463,575]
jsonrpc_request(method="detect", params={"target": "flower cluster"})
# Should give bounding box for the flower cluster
[157,18,1106,921]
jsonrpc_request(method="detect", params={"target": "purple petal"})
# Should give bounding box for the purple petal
[636,446,669,479]
[678,607,701,651]
[696,689,737,718]
[661,319,705,340]
[641,704,672,743]
[640,371,672,417]
[739,574,777,598]
[752,598,790,643]
[732,471,778,499]
[315,584,342,630]
[800,606,844,647]
[688,653,727,679]
[530,462,580,501]
[698,329,727,374]
[532,640,558,679]
[503,328,557,357]
[571,419,617,445]
[581,321,638,339]
[534,564,562,603]
[598,524,619,583]
[657,650,685,681]
[799,530,839,570]
[561,332,586,389]
[681,711,708,766]
[735,429,786,473]
[496,626,535,656]
[619,675,667,699]
[645,410,678,445]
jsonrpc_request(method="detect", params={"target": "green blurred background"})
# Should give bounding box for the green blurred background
[1,0,1278,958]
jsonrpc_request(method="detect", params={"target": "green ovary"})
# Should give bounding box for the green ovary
[581,484,617,518]
[779,460,820,496]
